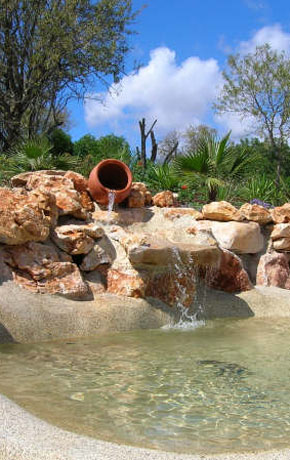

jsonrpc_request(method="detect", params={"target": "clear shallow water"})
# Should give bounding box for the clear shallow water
[1,319,290,454]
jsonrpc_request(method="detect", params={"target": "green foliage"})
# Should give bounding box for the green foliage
[0,0,135,150]
[1,137,80,181]
[49,129,74,156]
[242,175,276,202]
[215,44,290,184]
[173,131,258,202]
[148,164,179,191]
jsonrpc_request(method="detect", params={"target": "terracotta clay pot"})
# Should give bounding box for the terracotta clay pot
[88,159,133,205]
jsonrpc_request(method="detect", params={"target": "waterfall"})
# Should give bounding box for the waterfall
[163,246,206,330]
[107,191,116,220]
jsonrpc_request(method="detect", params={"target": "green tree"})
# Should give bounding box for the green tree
[215,44,290,186]
[183,124,217,154]
[49,129,74,156]
[173,132,258,202]
[0,0,135,150]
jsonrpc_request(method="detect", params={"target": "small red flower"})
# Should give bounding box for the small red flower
[181,185,188,190]
[137,161,143,167]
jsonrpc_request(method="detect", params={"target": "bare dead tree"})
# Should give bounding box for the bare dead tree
[150,130,158,163]
[163,140,179,165]
[138,118,157,168]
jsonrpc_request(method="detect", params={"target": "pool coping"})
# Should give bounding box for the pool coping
[1,394,290,460]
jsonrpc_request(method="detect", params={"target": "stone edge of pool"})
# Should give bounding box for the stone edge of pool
[1,393,290,460]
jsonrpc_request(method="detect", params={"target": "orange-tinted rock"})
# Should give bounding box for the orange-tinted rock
[64,171,88,192]
[240,203,272,225]
[152,190,175,207]
[107,268,146,298]
[204,249,253,293]
[256,252,290,289]
[51,223,104,255]
[4,242,91,299]
[164,208,203,220]
[211,221,264,254]
[202,201,242,221]
[127,182,152,208]
[0,188,51,245]
[271,203,290,224]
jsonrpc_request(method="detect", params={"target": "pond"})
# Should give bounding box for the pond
[1,318,290,455]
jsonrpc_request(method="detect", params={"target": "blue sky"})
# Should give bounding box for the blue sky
[68,0,290,148]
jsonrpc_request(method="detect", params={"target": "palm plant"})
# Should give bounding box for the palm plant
[173,132,258,202]
[3,137,80,179]
[149,164,180,191]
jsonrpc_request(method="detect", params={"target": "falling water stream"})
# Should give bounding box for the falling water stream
[107,190,115,219]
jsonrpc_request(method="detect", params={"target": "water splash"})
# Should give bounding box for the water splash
[107,191,116,220]
[163,246,205,330]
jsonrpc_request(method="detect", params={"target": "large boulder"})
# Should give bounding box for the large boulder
[256,252,290,289]
[203,249,253,293]
[3,242,91,300]
[202,201,242,222]
[271,223,290,240]
[211,221,264,254]
[164,207,203,220]
[0,188,52,245]
[240,203,272,225]
[12,170,93,220]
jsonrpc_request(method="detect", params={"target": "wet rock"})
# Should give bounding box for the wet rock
[0,188,51,245]
[52,223,104,255]
[211,221,264,254]
[204,249,253,293]
[152,190,175,207]
[256,252,290,289]
[107,267,146,298]
[271,203,290,224]
[240,203,272,225]
[4,241,91,299]
[202,201,242,222]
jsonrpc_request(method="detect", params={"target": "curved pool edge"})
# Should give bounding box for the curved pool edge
[0,394,289,460]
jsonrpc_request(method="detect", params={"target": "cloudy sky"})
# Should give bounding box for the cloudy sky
[69,0,290,147]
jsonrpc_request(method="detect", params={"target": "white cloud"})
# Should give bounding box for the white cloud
[84,47,222,137]
[239,24,290,54]
[215,112,259,140]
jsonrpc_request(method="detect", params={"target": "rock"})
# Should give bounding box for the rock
[271,203,290,224]
[10,170,65,187]
[4,242,91,300]
[256,252,290,289]
[152,190,175,207]
[80,243,112,271]
[82,270,106,295]
[271,223,290,240]
[0,188,51,245]
[107,267,146,298]
[202,201,242,221]
[64,171,88,192]
[164,208,203,220]
[211,221,264,254]
[127,182,152,208]
[272,238,290,251]
[24,172,89,220]
[204,249,253,293]
[52,223,104,255]
[240,203,272,225]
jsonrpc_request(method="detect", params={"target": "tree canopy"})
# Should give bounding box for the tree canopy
[214,44,290,184]
[0,0,135,150]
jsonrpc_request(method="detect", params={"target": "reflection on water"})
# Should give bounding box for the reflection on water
[1,318,290,454]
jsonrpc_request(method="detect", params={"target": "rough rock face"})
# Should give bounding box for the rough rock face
[127,182,152,208]
[52,222,104,255]
[272,238,290,251]
[240,203,272,225]
[80,240,113,271]
[271,223,290,240]
[152,190,175,207]
[211,221,264,254]
[271,203,290,224]
[204,249,253,293]
[12,170,93,220]
[0,188,51,245]
[164,208,203,220]
[202,201,242,222]
[256,252,290,289]
[3,242,91,299]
